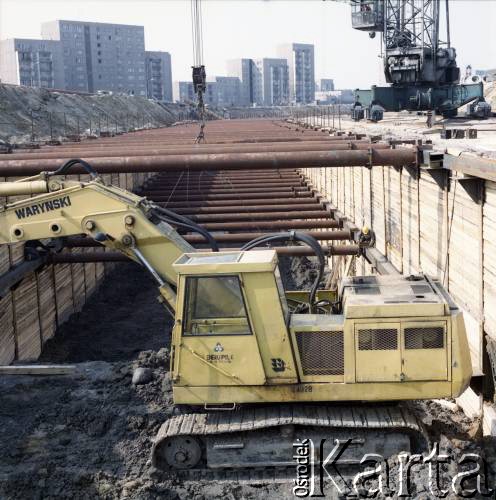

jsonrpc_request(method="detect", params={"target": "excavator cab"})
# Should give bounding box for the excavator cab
[170,250,472,407]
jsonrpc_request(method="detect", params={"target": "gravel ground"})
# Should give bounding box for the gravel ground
[0,261,495,499]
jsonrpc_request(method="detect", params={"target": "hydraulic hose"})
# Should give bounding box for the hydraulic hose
[50,158,99,179]
[241,231,325,311]
[152,205,219,252]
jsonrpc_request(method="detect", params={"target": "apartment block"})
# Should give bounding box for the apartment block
[174,81,195,103]
[41,20,146,95]
[320,78,335,91]
[278,43,315,104]
[145,51,172,101]
[253,58,289,106]
[226,58,254,106]
[0,38,64,88]
[215,76,241,107]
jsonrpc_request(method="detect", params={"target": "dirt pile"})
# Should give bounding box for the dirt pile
[0,84,189,144]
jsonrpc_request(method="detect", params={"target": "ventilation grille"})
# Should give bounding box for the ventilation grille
[295,331,344,376]
[358,329,398,350]
[405,327,444,349]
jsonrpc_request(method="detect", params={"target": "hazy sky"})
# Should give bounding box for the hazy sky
[1,0,495,89]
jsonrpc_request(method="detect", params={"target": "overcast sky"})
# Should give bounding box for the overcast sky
[1,0,495,89]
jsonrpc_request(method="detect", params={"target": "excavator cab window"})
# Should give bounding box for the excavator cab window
[183,275,252,336]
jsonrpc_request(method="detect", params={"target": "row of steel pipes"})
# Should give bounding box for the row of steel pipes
[0,119,418,262]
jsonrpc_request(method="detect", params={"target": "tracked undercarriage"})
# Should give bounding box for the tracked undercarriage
[151,404,429,471]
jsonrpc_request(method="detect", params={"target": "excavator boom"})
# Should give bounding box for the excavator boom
[0,174,194,311]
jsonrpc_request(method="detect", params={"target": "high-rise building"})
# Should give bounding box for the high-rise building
[253,58,289,106]
[226,58,254,106]
[215,76,241,107]
[174,81,195,103]
[0,38,64,89]
[278,43,315,104]
[145,51,172,102]
[41,20,147,95]
[320,78,335,91]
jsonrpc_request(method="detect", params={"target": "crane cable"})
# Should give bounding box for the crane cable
[191,0,206,143]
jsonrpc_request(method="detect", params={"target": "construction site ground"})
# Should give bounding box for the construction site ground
[1,261,494,499]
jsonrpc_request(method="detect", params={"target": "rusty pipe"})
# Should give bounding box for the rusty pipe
[0,148,417,176]
[66,229,351,248]
[49,244,360,262]
[1,141,386,161]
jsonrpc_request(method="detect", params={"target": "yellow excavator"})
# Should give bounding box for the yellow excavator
[0,161,472,470]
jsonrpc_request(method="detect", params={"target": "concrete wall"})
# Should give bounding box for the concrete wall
[303,164,496,377]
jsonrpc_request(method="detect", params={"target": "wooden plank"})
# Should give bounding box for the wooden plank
[484,181,496,340]
[0,364,76,375]
[401,170,420,275]
[456,387,482,419]
[448,182,482,319]
[13,273,42,361]
[419,173,447,280]
[371,167,386,255]
[0,244,10,275]
[72,262,86,312]
[384,167,402,272]
[54,262,74,324]
[36,266,57,342]
[0,292,15,364]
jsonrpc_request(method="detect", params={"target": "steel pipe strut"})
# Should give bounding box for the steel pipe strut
[0,148,417,176]
[0,141,386,161]
[65,229,352,247]
[49,244,360,262]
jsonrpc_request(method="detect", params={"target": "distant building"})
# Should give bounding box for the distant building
[204,80,218,106]
[0,38,64,88]
[320,78,335,91]
[253,58,289,106]
[215,76,241,107]
[41,20,147,95]
[316,89,355,105]
[175,76,243,107]
[227,58,254,106]
[145,51,172,101]
[174,81,195,103]
[278,43,315,104]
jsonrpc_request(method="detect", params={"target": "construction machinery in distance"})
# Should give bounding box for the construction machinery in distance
[0,162,472,470]
[340,0,491,121]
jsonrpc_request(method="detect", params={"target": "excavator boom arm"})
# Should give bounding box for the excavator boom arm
[0,175,195,311]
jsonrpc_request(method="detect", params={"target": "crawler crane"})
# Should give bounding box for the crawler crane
[0,161,472,470]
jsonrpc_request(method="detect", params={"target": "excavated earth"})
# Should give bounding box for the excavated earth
[1,260,495,499]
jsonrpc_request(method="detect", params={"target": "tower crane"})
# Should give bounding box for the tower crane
[345,0,491,121]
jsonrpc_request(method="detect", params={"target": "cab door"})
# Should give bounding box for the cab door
[175,274,266,386]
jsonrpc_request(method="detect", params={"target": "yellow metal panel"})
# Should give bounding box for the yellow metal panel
[173,250,277,275]
[173,380,455,405]
[178,335,266,386]
[355,323,401,382]
[242,272,297,383]
[400,321,448,381]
